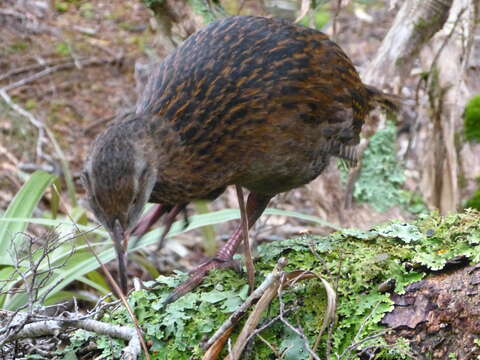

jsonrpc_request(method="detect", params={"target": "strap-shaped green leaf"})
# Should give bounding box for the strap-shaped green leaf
[0,170,56,265]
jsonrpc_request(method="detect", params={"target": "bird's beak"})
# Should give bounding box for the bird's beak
[112,219,129,295]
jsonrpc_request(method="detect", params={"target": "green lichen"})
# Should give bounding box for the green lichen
[62,211,480,359]
[355,121,405,211]
[345,121,427,213]
[464,95,480,143]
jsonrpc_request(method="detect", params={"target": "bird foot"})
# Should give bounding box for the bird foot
[164,256,240,305]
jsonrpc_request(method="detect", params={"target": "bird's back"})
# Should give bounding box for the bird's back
[137,16,372,199]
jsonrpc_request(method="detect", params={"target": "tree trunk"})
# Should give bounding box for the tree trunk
[417,0,479,214]
[363,0,453,90]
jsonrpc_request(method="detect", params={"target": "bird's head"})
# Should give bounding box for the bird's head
[82,119,158,248]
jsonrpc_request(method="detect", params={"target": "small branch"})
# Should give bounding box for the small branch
[338,330,388,360]
[337,301,386,360]
[246,305,300,343]
[277,274,321,360]
[1,311,141,360]
[236,0,246,15]
[201,327,234,360]
[332,0,343,38]
[0,8,59,35]
[225,277,280,360]
[205,262,336,360]
[0,59,67,82]
[0,88,50,162]
[203,257,288,351]
[1,56,121,92]
[295,0,311,23]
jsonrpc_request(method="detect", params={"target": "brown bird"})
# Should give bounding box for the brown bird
[82,16,397,300]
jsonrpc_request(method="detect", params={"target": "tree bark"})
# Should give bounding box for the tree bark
[383,262,480,359]
[363,0,453,90]
[417,0,479,213]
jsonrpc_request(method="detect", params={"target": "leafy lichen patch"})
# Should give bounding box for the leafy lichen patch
[340,120,427,214]
[63,211,480,359]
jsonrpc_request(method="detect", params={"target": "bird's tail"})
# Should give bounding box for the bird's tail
[365,85,402,112]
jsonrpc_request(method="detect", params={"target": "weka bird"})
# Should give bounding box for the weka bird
[82,16,396,300]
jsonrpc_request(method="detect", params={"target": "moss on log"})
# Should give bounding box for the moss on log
[66,210,480,359]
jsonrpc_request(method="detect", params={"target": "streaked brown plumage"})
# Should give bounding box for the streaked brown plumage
[83,16,397,299]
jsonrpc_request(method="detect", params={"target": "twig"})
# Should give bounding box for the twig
[332,0,343,38]
[0,8,59,35]
[337,330,388,360]
[337,301,386,360]
[214,267,335,360]
[204,258,288,351]
[0,59,67,82]
[225,275,280,360]
[1,310,141,359]
[1,89,77,206]
[0,89,50,162]
[277,273,321,360]
[245,305,299,344]
[1,56,121,92]
[0,145,20,165]
[0,231,75,347]
[201,327,234,360]
[256,334,283,358]
[236,0,246,15]
[295,0,311,23]
[236,185,255,293]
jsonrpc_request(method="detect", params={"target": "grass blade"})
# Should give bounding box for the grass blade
[0,170,56,265]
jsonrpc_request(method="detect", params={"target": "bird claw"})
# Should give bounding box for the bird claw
[164,256,240,305]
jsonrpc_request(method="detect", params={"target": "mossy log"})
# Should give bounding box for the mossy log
[383,262,480,359]
[67,211,480,359]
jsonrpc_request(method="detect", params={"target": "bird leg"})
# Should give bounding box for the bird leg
[156,204,187,250]
[164,192,271,305]
[130,203,187,250]
[236,185,255,292]
[130,204,171,238]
